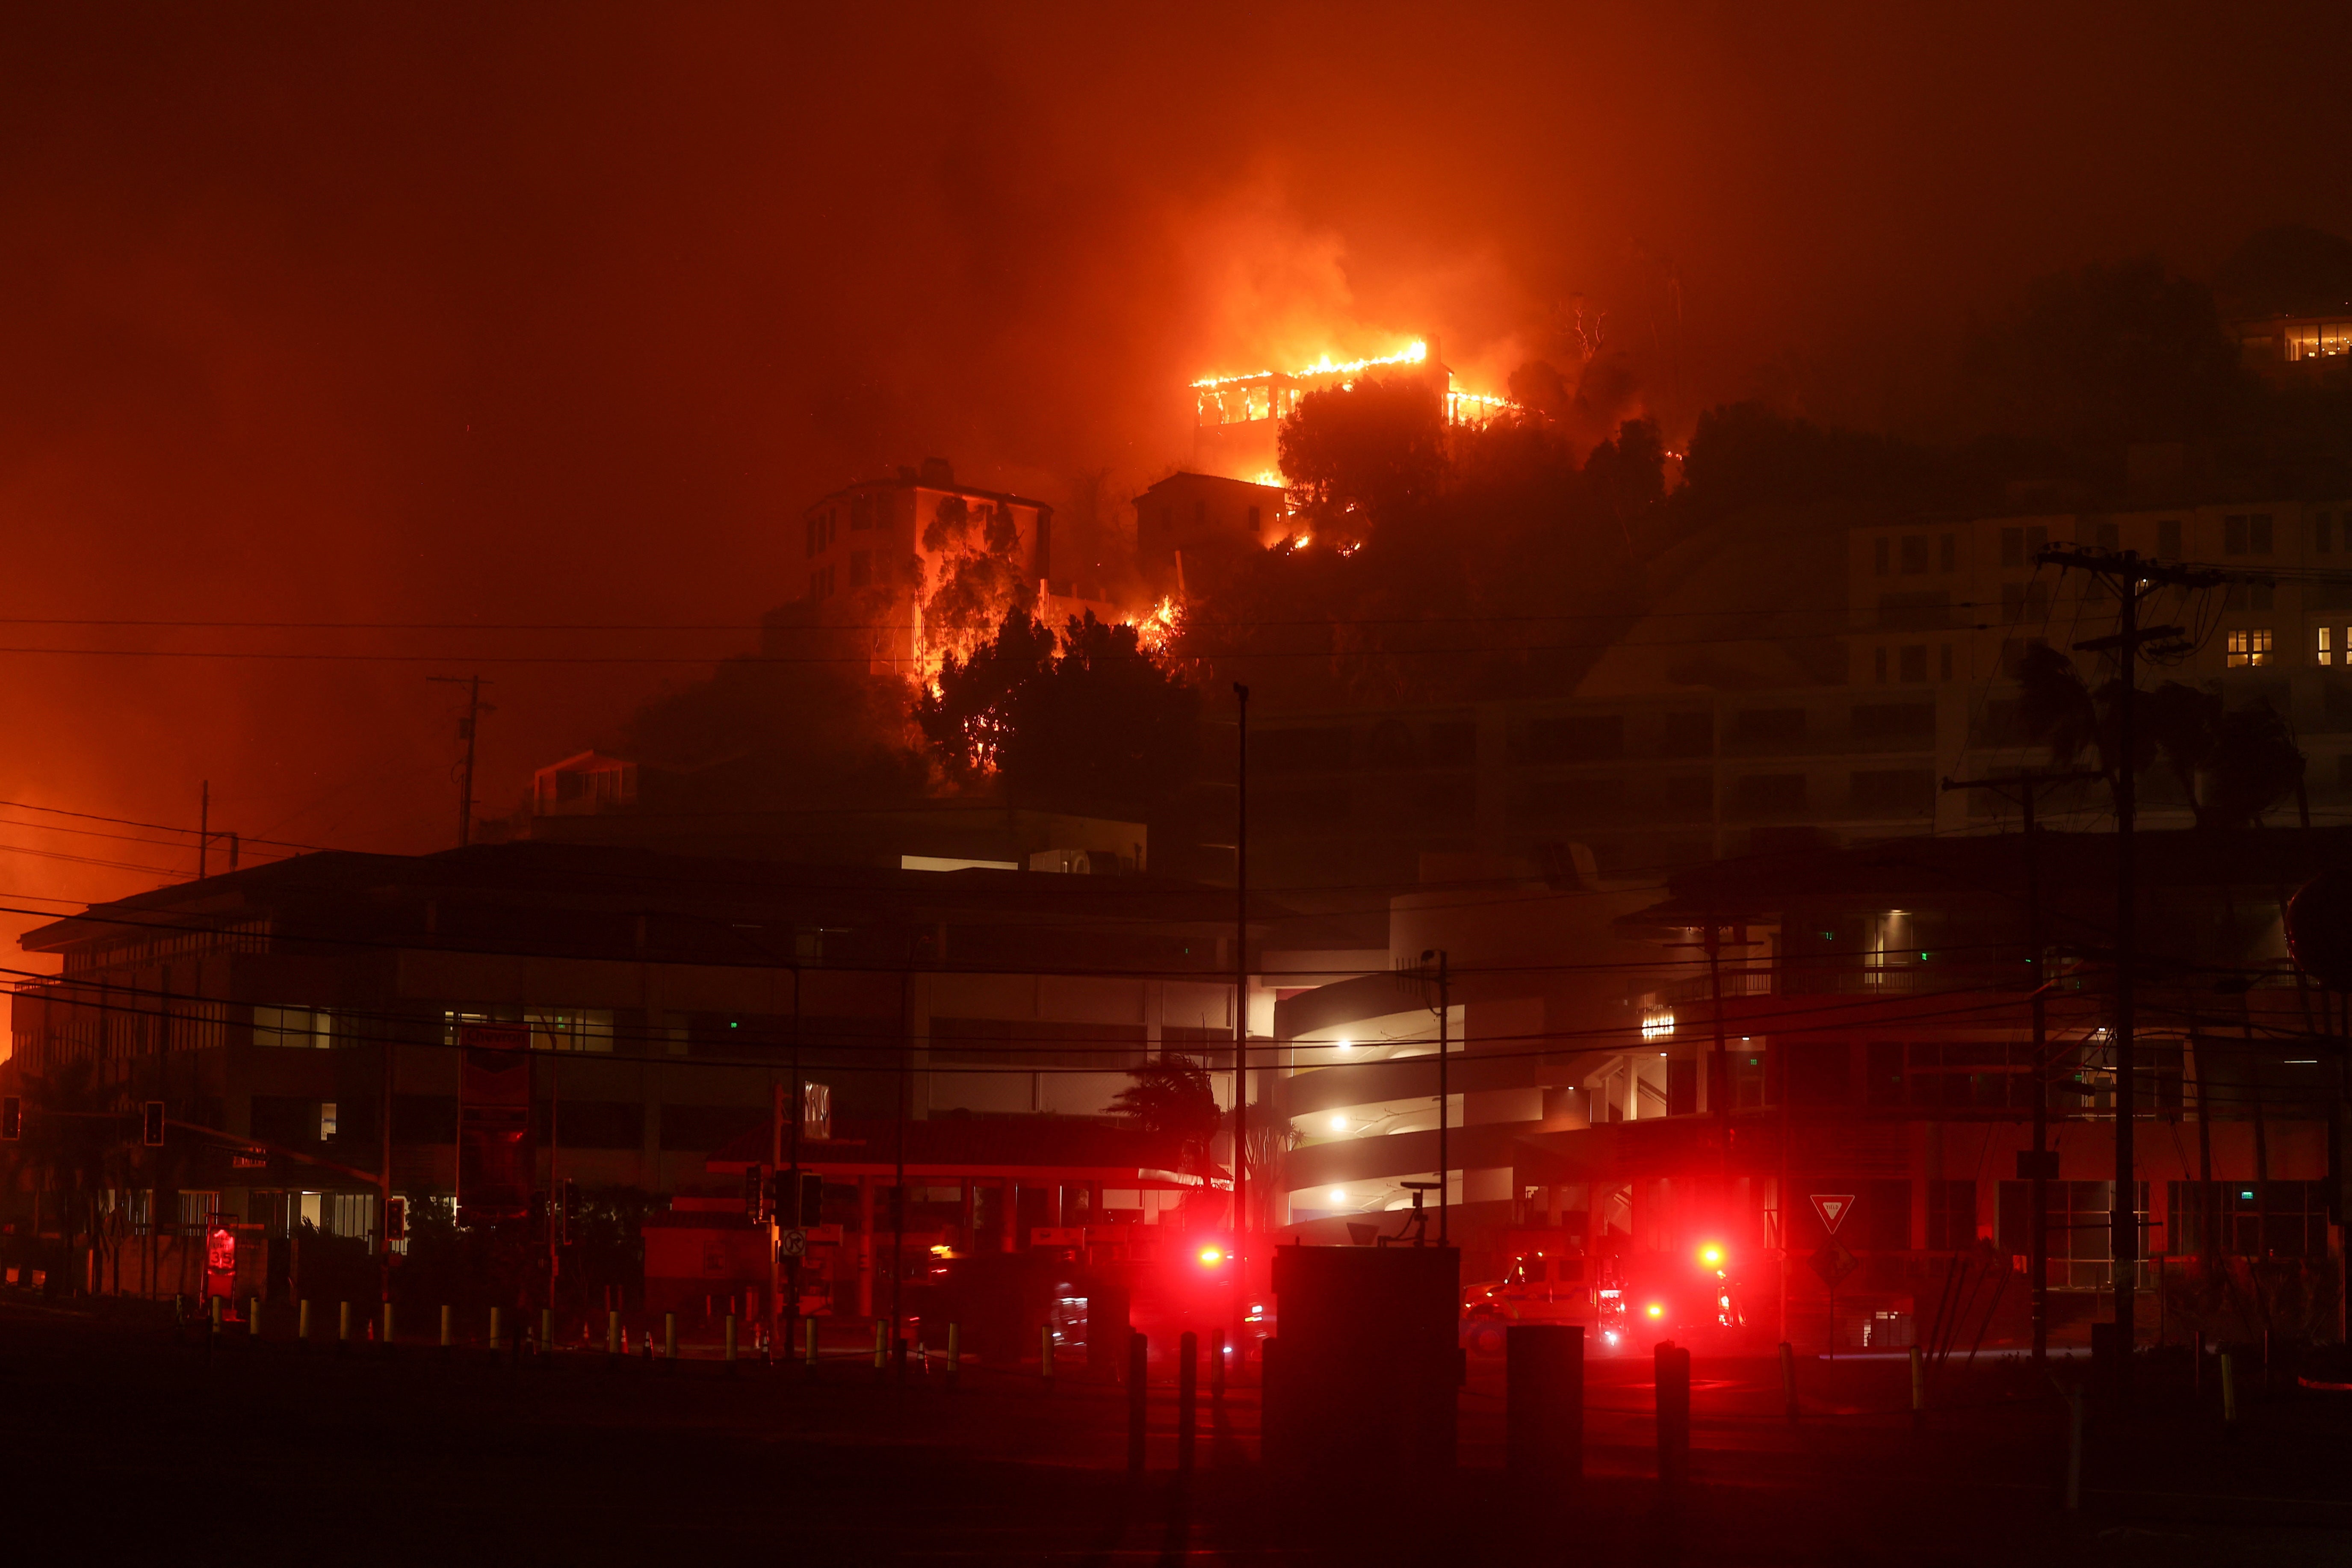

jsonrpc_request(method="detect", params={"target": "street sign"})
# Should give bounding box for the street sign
[1808,1241,1859,1288]
[231,1146,267,1170]
[777,1228,807,1258]
[1810,1193,1855,1234]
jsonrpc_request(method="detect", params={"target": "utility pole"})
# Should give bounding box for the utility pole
[787,968,801,1360]
[1943,768,2099,1367]
[1232,682,1249,1246]
[427,676,493,847]
[195,783,239,880]
[2039,544,2216,1368]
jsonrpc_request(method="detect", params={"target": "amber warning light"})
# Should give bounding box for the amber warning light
[1197,1246,1225,1267]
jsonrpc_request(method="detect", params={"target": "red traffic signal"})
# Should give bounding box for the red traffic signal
[142,1101,165,1147]
[384,1195,407,1242]
[745,1165,768,1224]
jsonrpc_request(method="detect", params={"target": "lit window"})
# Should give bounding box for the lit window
[319,1102,338,1139]
[254,1006,331,1048]
[2319,627,2334,667]
[2226,629,2273,668]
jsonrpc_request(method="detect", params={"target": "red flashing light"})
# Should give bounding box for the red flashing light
[1197,1246,1224,1267]
[1644,1302,1664,1320]
[1698,1243,1725,1268]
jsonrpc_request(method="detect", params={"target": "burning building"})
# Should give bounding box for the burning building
[1133,470,1289,602]
[1188,338,1519,484]
[796,458,1095,678]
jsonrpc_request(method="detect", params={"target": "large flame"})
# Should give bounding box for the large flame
[1191,340,1428,390]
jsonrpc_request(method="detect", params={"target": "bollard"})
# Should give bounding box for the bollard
[663,1312,677,1366]
[338,1300,352,1348]
[606,1309,621,1358]
[1779,1340,1798,1425]
[2063,1388,2083,1510]
[1177,1331,1198,1474]
[1127,1332,1149,1474]
[489,1305,502,1352]
[1210,1327,1226,1403]
[1909,1343,1925,1427]
[946,1322,961,1391]
[1654,1341,1691,1495]
[541,1307,553,1358]
[725,1313,738,1365]
[805,1314,819,1372]
[872,1318,886,1376]
[1041,1324,1055,1387]
[210,1295,222,1337]
[1506,1323,1585,1484]
[440,1304,453,1350]
[383,1301,396,1351]
[298,1299,312,1345]
[250,1296,263,1338]
[2220,1352,2237,1425]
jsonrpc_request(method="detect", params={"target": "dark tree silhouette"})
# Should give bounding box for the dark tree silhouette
[1277,372,1448,542]
[916,609,1199,817]
[2015,644,2304,829]
[1111,1058,1219,1175]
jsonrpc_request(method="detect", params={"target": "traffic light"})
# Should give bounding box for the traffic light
[0,1096,19,1141]
[798,1172,824,1227]
[745,1165,768,1224]
[142,1101,165,1147]
[384,1195,407,1242]
[559,1178,579,1245]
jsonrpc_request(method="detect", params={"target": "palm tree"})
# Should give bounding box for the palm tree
[2015,644,2304,828]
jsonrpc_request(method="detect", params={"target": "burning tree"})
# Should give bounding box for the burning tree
[915,609,1200,818]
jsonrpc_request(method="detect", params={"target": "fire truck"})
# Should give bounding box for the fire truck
[898,1230,1268,1375]
[1463,1235,1746,1356]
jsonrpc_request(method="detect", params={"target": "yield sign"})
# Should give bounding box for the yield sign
[1811,1193,1856,1234]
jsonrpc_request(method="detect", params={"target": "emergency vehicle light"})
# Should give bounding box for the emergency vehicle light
[1198,1246,1224,1267]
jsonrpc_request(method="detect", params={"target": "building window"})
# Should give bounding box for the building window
[2094,520,2119,549]
[2168,1180,2333,1258]
[1926,1180,1976,1251]
[2227,580,2274,611]
[2224,514,2274,555]
[1997,1181,2151,1290]
[2322,626,2343,667]
[1898,645,1928,683]
[254,1006,332,1049]
[1873,537,1890,576]
[848,550,871,589]
[319,1102,338,1140]
[1938,533,1956,573]
[2157,518,2182,557]
[2000,524,2048,569]
[2226,629,2273,667]
[1246,504,1261,535]
[1873,647,1888,683]
[526,1009,616,1054]
[1900,535,1929,574]
[2284,322,2352,360]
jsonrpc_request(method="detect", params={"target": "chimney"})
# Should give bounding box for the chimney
[919,456,957,488]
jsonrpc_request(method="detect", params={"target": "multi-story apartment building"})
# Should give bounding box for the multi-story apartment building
[795,458,1060,675]
[4,842,1269,1311]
